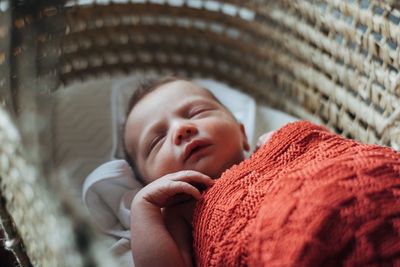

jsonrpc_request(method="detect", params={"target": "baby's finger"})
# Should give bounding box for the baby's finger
[140,180,202,207]
[165,193,193,206]
[172,181,202,200]
[172,170,215,186]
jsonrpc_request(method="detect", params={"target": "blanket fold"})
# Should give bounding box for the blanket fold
[193,121,400,267]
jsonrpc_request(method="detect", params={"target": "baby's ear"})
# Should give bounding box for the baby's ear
[239,123,250,152]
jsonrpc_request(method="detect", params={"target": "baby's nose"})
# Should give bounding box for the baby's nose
[174,124,198,144]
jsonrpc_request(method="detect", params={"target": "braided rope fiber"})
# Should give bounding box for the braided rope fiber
[0,106,118,267]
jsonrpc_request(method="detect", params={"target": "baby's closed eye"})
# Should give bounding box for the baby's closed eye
[188,105,214,118]
[147,134,166,155]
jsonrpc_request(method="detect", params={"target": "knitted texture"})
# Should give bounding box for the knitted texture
[192,121,400,267]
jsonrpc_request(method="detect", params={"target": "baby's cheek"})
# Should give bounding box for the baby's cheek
[212,119,237,135]
[155,149,182,176]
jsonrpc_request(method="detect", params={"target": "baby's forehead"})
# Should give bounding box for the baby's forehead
[174,88,225,113]
[130,83,217,121]
[167,82,222,105]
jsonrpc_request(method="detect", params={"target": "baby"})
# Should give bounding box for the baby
[123,76,260,267]
[123,76,400,267]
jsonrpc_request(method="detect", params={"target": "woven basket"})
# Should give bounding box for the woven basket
[1,0,400,266]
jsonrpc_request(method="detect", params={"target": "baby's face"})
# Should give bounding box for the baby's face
[124,80,249,184]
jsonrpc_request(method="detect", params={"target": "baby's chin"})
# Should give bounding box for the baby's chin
[196,162,240,180]
[184,166,222,180]
[185,152,246,179]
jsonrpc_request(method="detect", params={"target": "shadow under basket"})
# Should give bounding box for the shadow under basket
[0,0,400,266]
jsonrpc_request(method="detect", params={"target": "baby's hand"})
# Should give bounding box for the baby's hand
[133,170,214,209]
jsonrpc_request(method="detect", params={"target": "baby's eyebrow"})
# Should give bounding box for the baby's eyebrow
[178,97,217,110]
[141,100,196,136]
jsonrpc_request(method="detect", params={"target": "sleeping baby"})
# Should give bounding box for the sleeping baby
[123,75,400,267]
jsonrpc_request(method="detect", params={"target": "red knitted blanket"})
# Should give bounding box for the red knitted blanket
[192,121,400,267]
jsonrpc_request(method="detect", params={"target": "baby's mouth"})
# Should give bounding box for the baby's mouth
[183,140,211,162]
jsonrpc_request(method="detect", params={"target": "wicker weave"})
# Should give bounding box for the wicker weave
[0,0,399,266]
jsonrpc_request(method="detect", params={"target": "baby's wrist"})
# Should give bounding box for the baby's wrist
[131,195,163,222]
[132,192,158,212]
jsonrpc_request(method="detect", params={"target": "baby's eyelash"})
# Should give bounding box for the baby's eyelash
[189,107,213,117]
[147,135,165,155]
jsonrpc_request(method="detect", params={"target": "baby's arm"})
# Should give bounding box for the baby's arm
[130,170,214,267]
